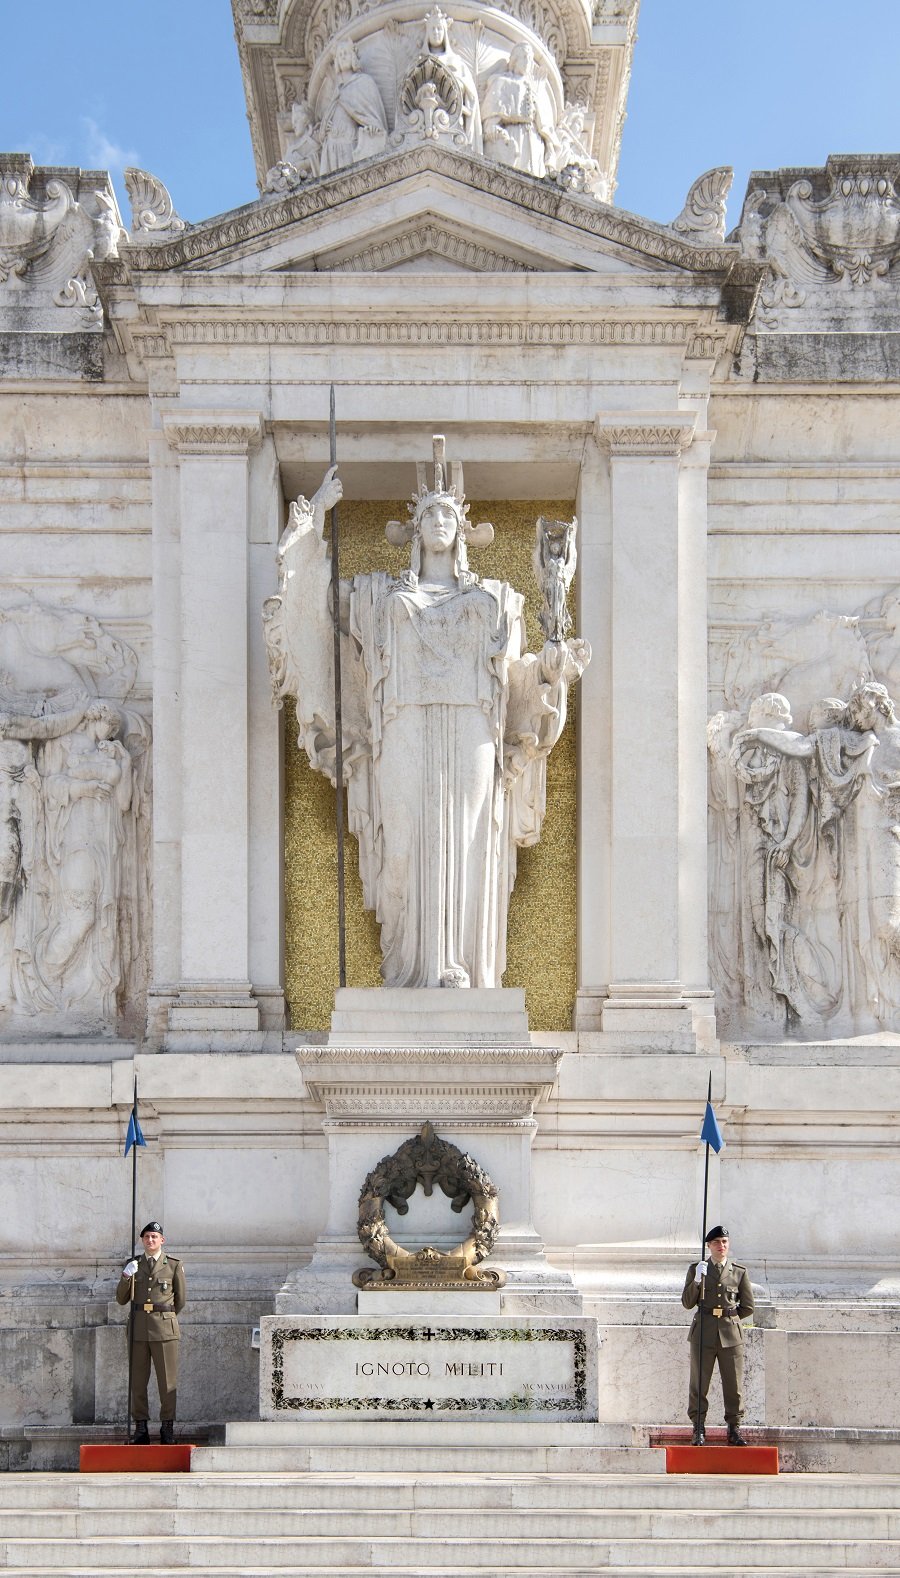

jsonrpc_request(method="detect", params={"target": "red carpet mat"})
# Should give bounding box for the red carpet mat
[666,1444,779,1474]
[80,1444,195,1473]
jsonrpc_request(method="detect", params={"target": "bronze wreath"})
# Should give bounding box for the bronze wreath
[352,1122,505,1288]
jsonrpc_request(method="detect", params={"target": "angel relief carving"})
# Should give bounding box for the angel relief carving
[709,593,900,1038]
[0,600,150,1034]
[263,437,589,991]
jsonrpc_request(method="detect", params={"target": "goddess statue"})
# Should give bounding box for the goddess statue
[263,446,590,990]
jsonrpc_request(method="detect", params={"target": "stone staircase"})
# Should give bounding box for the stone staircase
[2,1465,900,1574]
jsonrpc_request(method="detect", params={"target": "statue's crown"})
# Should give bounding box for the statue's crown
[386,436,493,547]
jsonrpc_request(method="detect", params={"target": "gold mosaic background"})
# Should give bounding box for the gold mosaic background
[283,499,578,1031]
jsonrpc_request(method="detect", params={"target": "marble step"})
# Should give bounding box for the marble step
[6,1471,900,1509]
[1,1565,896,1578]
[3,1507,900,1540]
[189,1445,665,1472]
[2,1571,899,1578]
[2,1537,900,1569]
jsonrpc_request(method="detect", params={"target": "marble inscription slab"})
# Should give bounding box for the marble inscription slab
[259,1315,599,1421]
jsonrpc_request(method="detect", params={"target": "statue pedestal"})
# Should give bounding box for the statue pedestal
[279,987,581,1317]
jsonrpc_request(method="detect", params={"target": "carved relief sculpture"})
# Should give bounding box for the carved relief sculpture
[0,162,127,321]
[733,156,900,327]
[319,39,388,175]
[0,600,150,1033]
[263,437,590,990]
[552,103,609,201]
[669,166,733,244]
[283,101,321,179]
[709,593,900,1038]
[397,7,483,153]
[481,43,558,179]
[123,168,186,235]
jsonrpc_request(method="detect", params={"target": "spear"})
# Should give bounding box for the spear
[696,1073,725,1439]
[123,1076,145,1442]
[329,385,347,988]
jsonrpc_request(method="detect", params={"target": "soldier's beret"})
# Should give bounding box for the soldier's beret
[705,1225,729,1242]
[140,1221,163,1236]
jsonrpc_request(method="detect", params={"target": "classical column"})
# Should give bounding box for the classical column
[573,433,612,1030]
[161,411,265,1034]
[592,412,712,1046]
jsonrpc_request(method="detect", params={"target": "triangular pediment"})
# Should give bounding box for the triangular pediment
[116,145,749,286]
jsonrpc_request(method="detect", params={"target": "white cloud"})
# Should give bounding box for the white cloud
[80,116,139,175]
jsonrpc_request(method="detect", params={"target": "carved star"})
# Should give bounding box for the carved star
[423,1398,435,1410]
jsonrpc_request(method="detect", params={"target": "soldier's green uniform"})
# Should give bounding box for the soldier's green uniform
[116,1226,185,1433]
[682,1231,753,1437]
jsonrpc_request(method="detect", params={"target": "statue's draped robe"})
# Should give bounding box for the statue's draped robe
[319,71,388,174]
[481,71,549,177]
[264,508,570,988]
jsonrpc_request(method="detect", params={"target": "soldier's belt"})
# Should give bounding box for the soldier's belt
[141,1303,175,1313]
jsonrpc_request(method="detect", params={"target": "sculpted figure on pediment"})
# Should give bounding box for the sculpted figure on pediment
[319,39,388,175]
[283,101,321,179]
[397,7,483,153]
[263,441,590,991]
[551,102,608,200]
[0,600,150,1034]
[481,44,559,179]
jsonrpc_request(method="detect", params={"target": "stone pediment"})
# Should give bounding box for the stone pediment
[114,144,751,286]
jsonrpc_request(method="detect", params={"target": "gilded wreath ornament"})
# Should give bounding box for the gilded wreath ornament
[352,1122,506,1289]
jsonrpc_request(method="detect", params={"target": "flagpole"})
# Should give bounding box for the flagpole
[126,1075,138,1444]
[329,384,347,990]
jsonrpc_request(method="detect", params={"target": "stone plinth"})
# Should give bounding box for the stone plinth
[281,988,580,1316]
[259,1314,599,1421]
[328,986,531,1044]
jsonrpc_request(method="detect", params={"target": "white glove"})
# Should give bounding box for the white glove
[122,1259,138,1277]
[694,1260,708,1283]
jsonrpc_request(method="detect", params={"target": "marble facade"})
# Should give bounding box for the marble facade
[2,0,900,1463]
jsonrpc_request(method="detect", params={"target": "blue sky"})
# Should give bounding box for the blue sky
[1,1,898,230]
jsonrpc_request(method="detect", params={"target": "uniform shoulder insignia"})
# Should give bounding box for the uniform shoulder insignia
[732,1262,747,1272]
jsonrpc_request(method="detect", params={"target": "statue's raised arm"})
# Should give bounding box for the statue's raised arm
[262,465,352,784]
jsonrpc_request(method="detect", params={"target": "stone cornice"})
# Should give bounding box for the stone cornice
[117,144,750,285]
[162,410,265,456]
[160,316,697,348]
[594,412,698,456]
[296,1044,563,1063]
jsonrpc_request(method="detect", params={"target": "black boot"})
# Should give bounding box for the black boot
[691,1424,706,1446]
[160,1420,175,1445]
[132,1421,149,1445]
[727,1425,747,1446]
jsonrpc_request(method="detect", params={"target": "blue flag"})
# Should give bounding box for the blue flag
[700,1100,725,1154]
[124,1108,146,1157]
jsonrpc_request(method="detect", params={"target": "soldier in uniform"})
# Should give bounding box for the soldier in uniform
[681,1225,753,1446]
[116,1220,185,1444]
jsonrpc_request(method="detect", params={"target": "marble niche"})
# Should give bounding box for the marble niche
[0,599,150,1036]
[709,591,900,1039]
[263,450,589,991]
